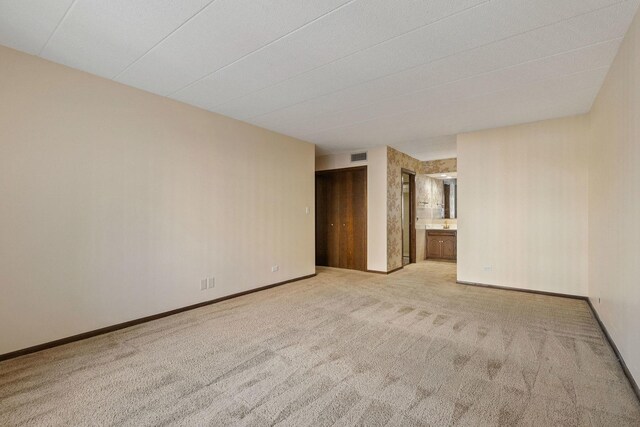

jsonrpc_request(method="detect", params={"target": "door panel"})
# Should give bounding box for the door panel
[338,170,351,269]
[441,236,456,259]
[427,237,441,259]
[328,172,341,268]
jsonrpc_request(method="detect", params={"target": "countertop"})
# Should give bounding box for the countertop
[419,225,457,231]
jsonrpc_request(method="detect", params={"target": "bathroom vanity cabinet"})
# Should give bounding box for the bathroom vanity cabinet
[426,230,457,261]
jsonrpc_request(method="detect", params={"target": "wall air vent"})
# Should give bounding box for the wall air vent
[351,152,367,162]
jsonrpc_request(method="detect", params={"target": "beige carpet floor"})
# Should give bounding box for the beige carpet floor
[1,261,639,426]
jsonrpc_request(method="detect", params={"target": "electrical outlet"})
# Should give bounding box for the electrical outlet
[271,265,279,272]
[208,277,215,289]
[483,265,492,272]
[200,279,207,291]
[305,207,310,215]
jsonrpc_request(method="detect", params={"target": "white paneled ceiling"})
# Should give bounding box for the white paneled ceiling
[1,0,638,159]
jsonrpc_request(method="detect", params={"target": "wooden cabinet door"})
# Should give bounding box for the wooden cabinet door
[427,236,442,259]
[441,236,456,259]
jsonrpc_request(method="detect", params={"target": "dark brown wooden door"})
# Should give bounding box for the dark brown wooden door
[339,169,351,269]
[342,168,366,270]
[315,167,367,271]
[328,171,342,268]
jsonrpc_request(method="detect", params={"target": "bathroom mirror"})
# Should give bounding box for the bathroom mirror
[416,172,457,220]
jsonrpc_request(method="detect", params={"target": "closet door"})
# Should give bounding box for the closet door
[315,167,367,271]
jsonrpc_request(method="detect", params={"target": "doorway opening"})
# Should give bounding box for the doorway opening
[401,170,416,265]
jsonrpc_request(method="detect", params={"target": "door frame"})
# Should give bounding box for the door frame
[401,168,416,264]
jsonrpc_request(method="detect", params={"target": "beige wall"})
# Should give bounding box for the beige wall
[315,147,388,271]
[0,46,315,355]
[589,9,640,383]
[366,147,389,271]
[457,115,589,296]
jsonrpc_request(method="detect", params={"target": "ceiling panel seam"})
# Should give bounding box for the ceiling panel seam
[165,0,360,97]
[37,0,78,56]
[112,0,220,80]
[201,0,491,109]
[231,0,631,121]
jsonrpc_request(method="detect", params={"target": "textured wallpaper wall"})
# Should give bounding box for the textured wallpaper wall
[421,158,457,174]
[387,147,421,271]
[386,149,458,270]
